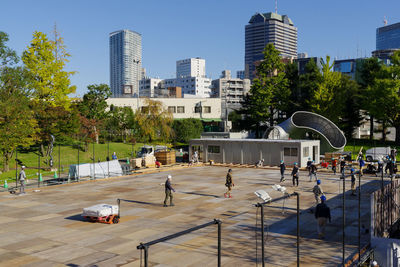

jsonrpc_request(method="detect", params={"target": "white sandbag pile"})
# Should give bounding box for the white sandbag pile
[69,160,123,179]
[82,204,119,217]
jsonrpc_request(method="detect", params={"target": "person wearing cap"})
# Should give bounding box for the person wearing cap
[163,175,175,207]
[331,158,337,174]
[19,166,26,194]
[315,195,331,239]
[340,158,346,175]
[309,161,317,182]
[350,168,357,196]
[279,160,286,182]
[312,180,324,204]
[291,163,299,187]
[224,169,234,198]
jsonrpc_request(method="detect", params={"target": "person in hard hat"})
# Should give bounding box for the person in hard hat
[340,158,346,176]
[309,160,318,182]
[313,180,324,204]
[315,195,331,239]
[224,169,234,198]
[163,175,175,207]
[291,163,299,187]
[350,168,357,196]
[279,160,286,183]
[19,166,26,194]
[331,158,337,174]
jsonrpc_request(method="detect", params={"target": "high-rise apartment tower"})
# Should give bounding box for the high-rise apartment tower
[110,29,142,97]
[245,12,297,80]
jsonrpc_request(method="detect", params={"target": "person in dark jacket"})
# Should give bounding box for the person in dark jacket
[279,160,286,182]
[350,168,357,196]
[224,169,234,198]
[315,195,331,239]
[163,175,175,207]
[309,161,317,182]
[340,158,346,175]
[291,163,299,187]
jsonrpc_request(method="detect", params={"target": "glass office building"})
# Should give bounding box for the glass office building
[110,30,142,97]
[376,22,400,50]
[245,12,297,80]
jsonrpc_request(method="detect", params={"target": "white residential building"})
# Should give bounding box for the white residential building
[211,70,251,119]
[139,77,162,97]
[176,57,206,78]
[106,98,222,120]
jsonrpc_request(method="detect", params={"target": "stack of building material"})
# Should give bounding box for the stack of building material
[143,155,156,168]
[130,158,142,169]
[155,150,176,165]
[82,204,119,217]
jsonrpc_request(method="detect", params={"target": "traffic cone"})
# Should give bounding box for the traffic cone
[3,180,8,188]
[54,171,58,179]
[39,173,43,182]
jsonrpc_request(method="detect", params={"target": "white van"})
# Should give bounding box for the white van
[365,147,391,162]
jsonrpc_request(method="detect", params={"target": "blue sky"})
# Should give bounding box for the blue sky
[1,0,399,96]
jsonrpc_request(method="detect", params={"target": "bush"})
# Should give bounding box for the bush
[172,119,203,143]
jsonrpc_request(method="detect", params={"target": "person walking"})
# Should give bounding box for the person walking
[224,169,234,198]
[359,157,365,176]
[340,158,346,176]
[331,158,337,174]
[350,168,357,196]
[163,175,175,207]
[279,160,286,182]
[291,163,299,187]
[312,180,324,205]
[309,161,317,182]
[315,195,331,239]
[19,165,26,194]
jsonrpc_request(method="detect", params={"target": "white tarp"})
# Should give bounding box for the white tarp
[82,204,119,217]
[69,160,123,179]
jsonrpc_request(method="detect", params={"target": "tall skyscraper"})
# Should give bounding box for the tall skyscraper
[373,22,400,64]
[109,29,142,97]
[245,12,297,80]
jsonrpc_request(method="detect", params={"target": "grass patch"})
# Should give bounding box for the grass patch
[0,142,168,185]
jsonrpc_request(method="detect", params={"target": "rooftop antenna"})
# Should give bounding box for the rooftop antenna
[384,16,388,26]
[275,0,278,14]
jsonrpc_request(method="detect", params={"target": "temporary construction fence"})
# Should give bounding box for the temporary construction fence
[0,141,138,193]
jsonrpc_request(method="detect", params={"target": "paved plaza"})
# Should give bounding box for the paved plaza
[0,165,383,266]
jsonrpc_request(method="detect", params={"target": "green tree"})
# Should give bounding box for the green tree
[0,32,18,65]
[134,98,173,142]
[79,84,112,143]
[239,44,289,137]
[22,31,76,109]
[358,57,384,140]
[367,51,400,144]
[285,61,300,116]
[308,56,343,123]
[0,66,38,171]
[106,105,135,142]
[298,59,322,111]
[338,75,362,139]
[172,118,203,143]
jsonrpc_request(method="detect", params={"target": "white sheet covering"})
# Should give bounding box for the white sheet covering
[69,160,123,179]
[82,204,119,217]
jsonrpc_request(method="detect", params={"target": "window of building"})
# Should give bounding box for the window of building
[168,106,176,113]
[203,106,211,113]
[195,106,202,113]
[284,147,298,157]
[208,145,220,154]
[177,106,185,113]
[303,147,309,157]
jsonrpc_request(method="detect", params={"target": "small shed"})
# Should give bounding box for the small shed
[189,139,320,168]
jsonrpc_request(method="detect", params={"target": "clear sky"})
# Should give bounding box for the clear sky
[1,0,399,96]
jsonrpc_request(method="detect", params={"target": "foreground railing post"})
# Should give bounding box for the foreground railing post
[261,204,265,267]
[216,219,222,267]
[296,192,300,267]
[144,245,148,267]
